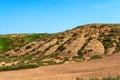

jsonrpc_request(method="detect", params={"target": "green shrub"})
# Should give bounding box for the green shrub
[22,34,39,42]
[116,47,120,52]
[0,66,13,71]
[0,38,13,52]
[78,50,83,58]
[64,57,69,61]
[15,64,39,69]
[57,44,65,50]
[43,53,57,59]
[44,44,55,52]
[90,55,102,60]
[0,64,39,71]
[0,33,53,53]
[115,42,120,52]
[103,37,112,49]
[58,36,65,39]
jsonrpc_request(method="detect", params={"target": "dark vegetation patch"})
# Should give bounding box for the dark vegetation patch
[90,55,102,60]
[0,64,39,71]
[57,44,65,51]
[77,37,93,58]
[0,33,54,53]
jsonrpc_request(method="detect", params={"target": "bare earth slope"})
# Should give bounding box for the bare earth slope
[1,53,120,80]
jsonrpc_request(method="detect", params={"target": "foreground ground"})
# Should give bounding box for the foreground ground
[0,53,120,80]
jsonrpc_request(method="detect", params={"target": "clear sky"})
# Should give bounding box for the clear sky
[0,0,120,34]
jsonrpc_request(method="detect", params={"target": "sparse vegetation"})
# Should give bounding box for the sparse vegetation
[58,35,65,39]
[43,61,56,65]
[78,49,84,58]
[77,37,93,58]
[67,50,71,54]
[43,44,56,54]
[63,57,69,61]
[76,77,82,80]
[72,33,77,37]
[91,25,97,28]
[90,55,102,60]
[101,37,112,53]
[0,63,39,71]
[115,42,120,52]
[0,33,54,53]
[57,44,65,51]
[0,24,120,72]
[0,38,13,52]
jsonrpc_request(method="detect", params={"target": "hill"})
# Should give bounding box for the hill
[0,24,120,71]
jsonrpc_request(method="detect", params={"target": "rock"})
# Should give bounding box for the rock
[83,39,105,58]
[106,47,116,55]
[0,62,6,66]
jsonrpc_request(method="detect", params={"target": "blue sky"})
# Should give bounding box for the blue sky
[0,0,120,34]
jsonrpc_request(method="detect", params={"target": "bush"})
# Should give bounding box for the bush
[90,55,102,60]
[57,44,65,50]
[103,37,112,49]
[72,33,77,37]
[116,47,120,52]
[0,33,53,53]
[0,38,13,52]
[76,77,82,80]
[64,57,69,61]
[0,64,39,71]
[67,50,71,54]
[91,25,97,28]
[25,45,31,50]
[14,64,39,69]
[78,50,83,58]
[58,36,65,39]
[115,42,120,52]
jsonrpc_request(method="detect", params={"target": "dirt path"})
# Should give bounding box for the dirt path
[1,53,120,80]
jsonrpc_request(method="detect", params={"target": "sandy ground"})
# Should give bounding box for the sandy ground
[1,53,120,80]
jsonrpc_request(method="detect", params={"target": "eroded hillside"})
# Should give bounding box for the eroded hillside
[0,24,120,71]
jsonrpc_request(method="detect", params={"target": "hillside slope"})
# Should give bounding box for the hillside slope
[0,24,120,70]
[0,53,120,80]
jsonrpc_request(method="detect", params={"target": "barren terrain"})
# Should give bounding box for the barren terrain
[0,53,120,80]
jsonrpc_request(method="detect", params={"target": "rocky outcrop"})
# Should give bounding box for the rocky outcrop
[83,39,105,58]
[106,42,117,55]
[58,37,86,58]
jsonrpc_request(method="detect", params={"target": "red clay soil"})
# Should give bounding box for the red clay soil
[0,53,120,80]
